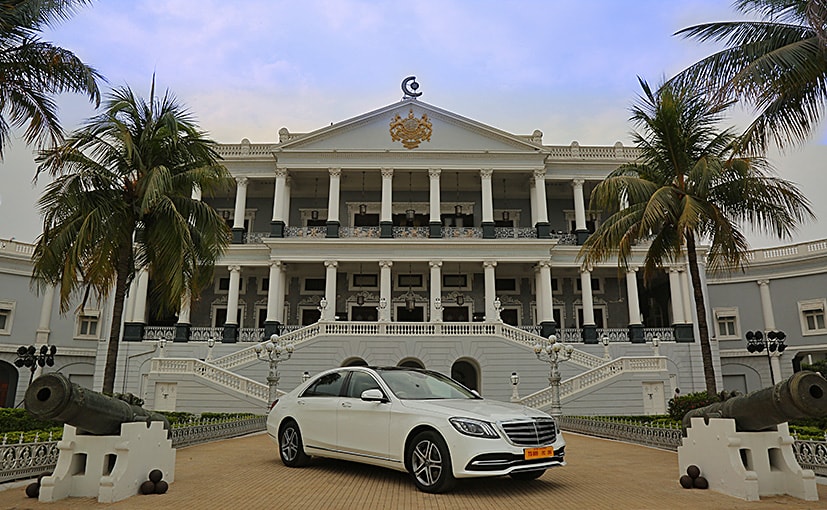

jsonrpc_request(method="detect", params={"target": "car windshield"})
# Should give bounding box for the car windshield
[375,369,479,400]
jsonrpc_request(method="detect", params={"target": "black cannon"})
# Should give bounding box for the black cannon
[24,372,170,435]
[682,370,827,433]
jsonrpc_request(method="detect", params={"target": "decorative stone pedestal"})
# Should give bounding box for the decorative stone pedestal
[39,421,175,504]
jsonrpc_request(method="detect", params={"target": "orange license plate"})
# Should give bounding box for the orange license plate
[524,446,555,460]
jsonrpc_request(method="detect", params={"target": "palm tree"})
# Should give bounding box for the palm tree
[31,82,233,394]
[579,79,813,394]
[671,0,827,153]
[0,0,102,160]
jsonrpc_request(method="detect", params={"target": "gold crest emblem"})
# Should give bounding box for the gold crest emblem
[389,109,432,149]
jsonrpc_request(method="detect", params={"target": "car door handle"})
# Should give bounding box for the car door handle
[341,401,352,408]
[297,400,306,405]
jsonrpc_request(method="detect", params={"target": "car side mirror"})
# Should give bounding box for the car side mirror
[361,389,387,402]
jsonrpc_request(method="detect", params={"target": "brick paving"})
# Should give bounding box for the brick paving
[0,432,824,510]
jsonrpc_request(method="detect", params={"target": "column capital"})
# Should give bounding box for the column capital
[428,168,442,179]
[757,279,771,287]
[668,266,682,274]
[572,178,585,188]
[580,264,593,274]
[381,168,394,179]
[328,167,341,178]
[235,176,248,187]
[429,260,442,268]
[324,260,338,269]
[533,169,546,180]
[626,266,639,274]
[480,168,493,180]
[269,260,283,269]
[228,265,241,273]
[275,168,289,178]
[536,260,552,269]
[379,260,393,268]
[483,260,497,269]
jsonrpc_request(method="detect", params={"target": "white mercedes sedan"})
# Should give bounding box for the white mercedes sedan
[266,366,566,493]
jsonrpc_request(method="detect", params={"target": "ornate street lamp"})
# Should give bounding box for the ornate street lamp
[254,334,295,410]
[746,330,786,385]
[651,334,660,356]
[433,297,442,310]
[158,338,166,358]
[302,371,311,383]
[510,372,520,402]
[206,337,216,361]
[601,334,611,360]
[533,335,574,417]
[494,297,502,321]
[15,345,57,385]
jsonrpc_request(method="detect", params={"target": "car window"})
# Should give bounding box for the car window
[376,369,477,400]
[345,371,382,398]
[301,371,346,397]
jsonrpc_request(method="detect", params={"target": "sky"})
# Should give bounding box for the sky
[1,0,825,247]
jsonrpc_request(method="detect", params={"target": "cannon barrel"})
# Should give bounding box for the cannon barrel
[683,371,827,432]
[24,373,169,435]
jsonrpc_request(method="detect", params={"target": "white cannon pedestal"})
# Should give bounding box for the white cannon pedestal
[678,417,817,501]
[39,421,175,503]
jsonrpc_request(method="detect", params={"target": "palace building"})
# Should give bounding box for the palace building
[10,79,819,415]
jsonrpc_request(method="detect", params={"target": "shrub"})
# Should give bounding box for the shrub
[667,391,722,421]
[0,409,60,433]
[200,412,256,421]
[158,411,197,425]
[801,361,827,378]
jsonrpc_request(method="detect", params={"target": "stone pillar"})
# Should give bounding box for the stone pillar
[174,290,191,342]
[670,267,693,341]
[282,176,292,229]
[322,260,338,320]
[428,168,442,238]
[572,178,589,244]
[580,267,596,342]
[270,168,288,237]
[626,267,644,343]
[223,265,241,342]
[35,285,55,345]
[264,261,283,337]
[379,260,392,321]
[533,169,550,238]
[757,279,782,383]
[483,260,498,321]
[537,260,555,338]
[326,168,341,238]
[380,168,394,238]
[124,269,149,341]
[231,177,248,244]
[480,169,495,239]
[430,260,443,322]
[529,177,538,228]
[191,184,202,201]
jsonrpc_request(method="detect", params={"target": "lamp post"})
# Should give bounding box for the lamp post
[745,330,786,385]
[533,334,574,417]
[302,371,310,383]
[651,334,660,357]
[158,338,166,358]
[206,337,216,361]
[255,334,294,409]
[601,334,611,360]
[510,372,520,402]
[494,297,502,322]
[15,345,57,385]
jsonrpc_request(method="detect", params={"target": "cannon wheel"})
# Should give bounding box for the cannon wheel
[279,419,310,467]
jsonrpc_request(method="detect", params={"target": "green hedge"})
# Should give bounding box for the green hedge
[0,409,60,433]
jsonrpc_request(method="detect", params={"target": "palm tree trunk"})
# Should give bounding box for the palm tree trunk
[685,233,717,395]
[101,244,132,394]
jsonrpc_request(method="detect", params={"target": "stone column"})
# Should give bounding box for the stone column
[223,265,241,342]
[124,269,149,341]
[282,176,292,229]
[572,179,588,244]
[326,168,341,238]
[480,169,495,239]
[626,267,644,343]
[529,177,538,228]
[270,168,288,237]
[580,267,596,342]
[191,184,202,201]
[264,261,284,337]
[174,290,191,342]
[428,168,442,238]
[35,285,55,345]
[380,168,394,238]
[429,260,443,322]
[670,267,693,341]
[537,260,555,338]
[757,279,776,330]
[231,177,248,244]
[483,260,498,321]
[680,267,693,326]
[533,169,550,238]
[322,260,338,320]
[379,260,392,321]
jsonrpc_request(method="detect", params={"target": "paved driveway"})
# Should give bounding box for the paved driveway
[0,432,824,509]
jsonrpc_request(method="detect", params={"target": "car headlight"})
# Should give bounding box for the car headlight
[449,417,500,439]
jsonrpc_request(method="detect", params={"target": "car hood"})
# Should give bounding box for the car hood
[399,398,549,422]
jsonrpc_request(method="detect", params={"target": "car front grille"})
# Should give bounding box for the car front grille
[500,418,557,446]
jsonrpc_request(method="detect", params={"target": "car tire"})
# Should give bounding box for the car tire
[510,469,546,480]
[408,431,456,493]
[279,419,310,467]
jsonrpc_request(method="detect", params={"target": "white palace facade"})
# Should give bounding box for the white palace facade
[1,84,731,414]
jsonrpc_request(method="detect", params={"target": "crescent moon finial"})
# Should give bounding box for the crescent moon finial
[402,76,422,98]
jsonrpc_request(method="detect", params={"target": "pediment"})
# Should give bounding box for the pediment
[277,99,543,154]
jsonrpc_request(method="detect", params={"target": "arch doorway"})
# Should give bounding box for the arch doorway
[397,358,424,369]
[451,359,479,391]
[0,360,20,407]
[342,357,368,367]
